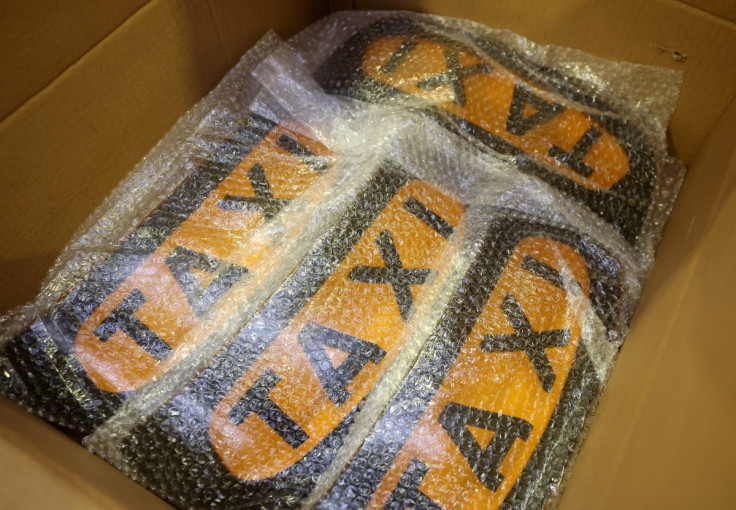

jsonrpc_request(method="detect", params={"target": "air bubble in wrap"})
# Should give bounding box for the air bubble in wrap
[313,209,628,509]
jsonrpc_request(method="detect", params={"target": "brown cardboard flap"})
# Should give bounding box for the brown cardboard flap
[0,397,172,509]
[0,0,229,311]
[209,0,330,67]
[679,0,736,23]
[0,0,148,121]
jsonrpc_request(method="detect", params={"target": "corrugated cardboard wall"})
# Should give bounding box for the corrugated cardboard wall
[0,0,148,121]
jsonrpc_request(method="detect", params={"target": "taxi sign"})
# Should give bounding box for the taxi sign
[319,211,623,509]
[0,114,333,435]
[315,17,657,244]
[115,163,465,508]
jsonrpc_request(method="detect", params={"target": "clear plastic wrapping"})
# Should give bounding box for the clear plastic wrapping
[0,10,684,510]
[309,210,631,509]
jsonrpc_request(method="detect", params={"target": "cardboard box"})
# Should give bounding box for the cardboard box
[1,0,734,507]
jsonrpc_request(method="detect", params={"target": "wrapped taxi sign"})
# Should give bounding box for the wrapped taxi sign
[312,16,660,245]
[0,114,335,435]
[102,163,466,508]
[318,211,624,509]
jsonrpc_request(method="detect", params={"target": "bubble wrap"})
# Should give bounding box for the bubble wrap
[290,11,684,257]
[309,209,630,509]
[90,159,472,508]
[1,11,683,510]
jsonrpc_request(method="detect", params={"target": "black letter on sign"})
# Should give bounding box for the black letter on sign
[438,402,533,492]
[228,369,309,449]
[298,322,386,406]
[276,134,328,175]
[417,50,492,107]
[506,83,565,136]
[480,293,570,392]
[381,39,418,74]
[348,230,431,322]
[165,246,248,317]
[217,163,291,220]
[94,289,172,362]
[521,254,566,290]
[384,458,442,510]
[403,196,454,239]
[548,125,603,178]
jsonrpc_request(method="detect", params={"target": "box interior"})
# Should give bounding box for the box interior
[1,0,734,507]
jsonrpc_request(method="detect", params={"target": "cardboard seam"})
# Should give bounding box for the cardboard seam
[672,0,736,26]
[697,97,736,155]
[0,0,154,125]
[684,99,736,237]
[205,0,234,65]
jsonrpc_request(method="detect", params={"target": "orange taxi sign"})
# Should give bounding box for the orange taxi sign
[315,17,657,243]
[319,211,624,509]
[0,114,333,434]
